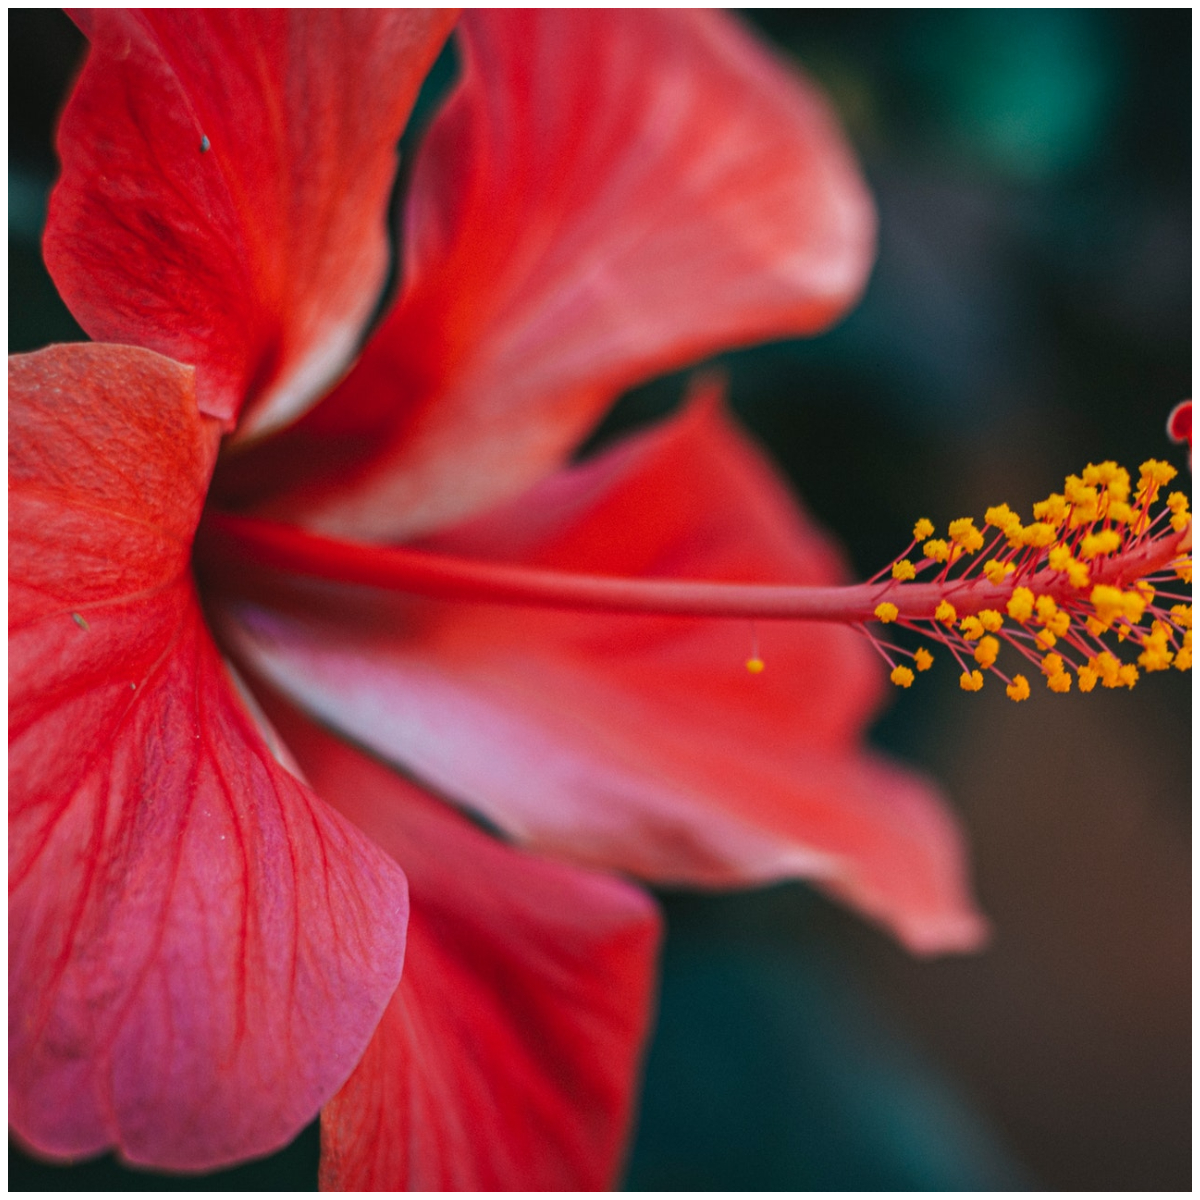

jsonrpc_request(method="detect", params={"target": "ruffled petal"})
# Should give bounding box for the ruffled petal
[263,8,875,538]
[45,9,457,435]
[249,700,660,1191]
[217,391,985,955]
[9,346,409,1169]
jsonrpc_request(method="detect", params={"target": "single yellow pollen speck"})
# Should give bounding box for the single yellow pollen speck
[1170,604,1192,628]
[891,665,914,688]
[935,600,956,624]
[923,538,950,563]
[1047,671,1072,693]
[891,559,916,581]
[745,657,765,674]
[948,517,985,553]
[1040,653,1065,677]
[974,636,1000,669]
[1006,674,1030,702]
[979,609,1004,632]
[875,602,899,624]
[914,647,934,671]
[1007,587,1035,622]
[1080,529,1122,559]
[983,559,1015,584]
[1077,666,1098,693]
[959,670,984,692]
[913,518,934,541]
[1035,629,1057,650]
[959,616,984,641]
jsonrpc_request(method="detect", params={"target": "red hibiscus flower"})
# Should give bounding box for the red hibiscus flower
[10,10,986,1188]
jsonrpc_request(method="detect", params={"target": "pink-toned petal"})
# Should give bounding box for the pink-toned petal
[217,392,985,955]
[264,8,875,538]
[255,701,660,1191]
[9,346,409,1169]
[1167,400,1191,451]
[45,9,457,435]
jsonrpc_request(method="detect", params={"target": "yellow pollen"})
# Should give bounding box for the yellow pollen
[1170,604,1191,628]
[985,504,1022,533]
[974,636,1000,669]
[1046,670,1072,693]
[1175,557,1191,584]
[891,559,916,581]
[1032,494,1067,524]
[745,657,765,674]
[874,602,899,624]
[1134,581,1155,601]
[1175,643,1192,671]
[1166,491,1189,514]
[1046,610,1071,637]
[1034,595,1059,622]
[983,559,1015,584]
[914,647,934,672]
[1022,522,1058,548]
[1040,653,1065,677]
[1171,512,1191,533]
[948,517,985,552]
[934,600,956,624]
[923,538,950,563]
[1080,529,1122,559]
[1034,629,1057,650]
[1117,663,1139,689]
[1086,616,1108,636]
[959,669,984,692]
[1066,560,1090,588]
[1007,587,1035,622]
[1091,652,1121,687]
[1090,585,1126,626]
[890,665,914,688]
[1139,459,1178,488]
[1006,674,1030,702]
[959,616,984,641]
[1120,591,1146,624]
[1107,500,1132,525]
[1077,666,1098,693]
[1048,545,1072,572]
[913,518,935,541]
[979,609,1004,632]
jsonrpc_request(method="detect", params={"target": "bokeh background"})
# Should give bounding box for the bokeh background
[10,9,1190,1190]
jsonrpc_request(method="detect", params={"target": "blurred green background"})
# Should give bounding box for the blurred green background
[10,9,1190,1190]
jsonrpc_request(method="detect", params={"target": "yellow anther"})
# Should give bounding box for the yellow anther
[1120,591,1146,624]
[1134,581,1155,601]
[1034,595,1059,622]
[1032,494,1067,524]
[948,517,985,553]
[1175,646,1192,671]
[983,559,1015,584]
[1175,557,1191,584]
[959,669,984,692]
[1046,610,1071,637]
[1171,511,1190,533]
[874,602,899,624]
[1137,642,1173,672]
[974,636,1000,669]
[890,665,914,688]
[745,657,765,674]
[1166,491,1189,514]
[979,609,1004,632]
[923,538,950,563]
[1090,585,1125,626]
[1048,545,1072,572]
[1117,663,1139,689]
[1086,616,1108,636]
[935,600,957,624]
[1006,674,1030,702]
[1035,629,1057,650]
[914,647,934,672]
[984,504,1022,533]
[1080,529,1122,559]
[1170,604,1191,628]
[1047,670,1072,693]
[1021,522,1058,548]
[1092,651,1121,687]
[1077,666,1098,693]
[913,518,935,541]
[1066,559,1090,589]
[959,616,984,641]
[1139,459,1178,488]
[891,559,916,581]
[1007,587,1035,622]
[1040,653,1065,677]
[1107,500,1132,525]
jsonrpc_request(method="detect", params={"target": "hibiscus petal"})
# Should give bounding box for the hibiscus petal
[9,346,409,1169]
[44,9,457,435]
[254,699,660,1191]
[266,8,876,538]
[218,391,985,956]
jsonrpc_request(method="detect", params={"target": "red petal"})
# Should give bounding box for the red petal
[264,9,876,538]
[255,700,660,1191]
[45,10,456,435]
[217,391,985,956]
[1167,399,1191,447]
[9,346,409,1169]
